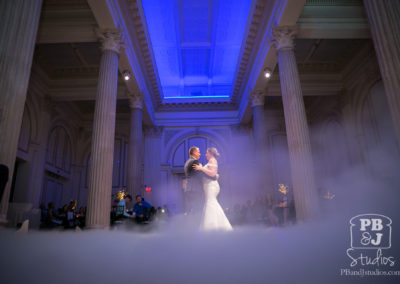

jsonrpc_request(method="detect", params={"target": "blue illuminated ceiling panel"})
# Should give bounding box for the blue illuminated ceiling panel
[141,0,252,100]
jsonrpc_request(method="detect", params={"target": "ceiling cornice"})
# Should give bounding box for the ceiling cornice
[86,0,157,124]
[154,110,241,127]
[231,0,270,105]
[39,0,373,127]
[156,102,237,112]
[237,0,307,124]
[123,0,163,106]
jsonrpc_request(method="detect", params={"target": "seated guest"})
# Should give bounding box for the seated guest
[117,194,135,218]
[46,202,62,228]
[76,207,86,228]
[133,195,152,223]
[58,204,68,220]
[64,201,77,229]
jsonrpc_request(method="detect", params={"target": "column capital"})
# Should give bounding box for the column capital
[271,26,297,52]
[96,29,124,54]
[128,92,144,109]
[250,89,265,107]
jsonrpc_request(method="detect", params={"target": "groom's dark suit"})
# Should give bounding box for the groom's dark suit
[184,157,216,214]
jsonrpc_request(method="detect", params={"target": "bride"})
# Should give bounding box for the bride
[193,147,233,231]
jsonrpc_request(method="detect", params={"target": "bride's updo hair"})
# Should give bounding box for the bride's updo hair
[207,147,220,159]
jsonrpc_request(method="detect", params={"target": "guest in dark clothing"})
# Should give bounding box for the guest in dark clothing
[39,203,48,227]
[64,201,77,229]
[0,164,9,202]
[76,207,86,228]
[46,202,62,228]
[58,204,68,219]
[56,204,67,227]
[133,195,152,223]
[39,202,46,216]
[117,195,135,218]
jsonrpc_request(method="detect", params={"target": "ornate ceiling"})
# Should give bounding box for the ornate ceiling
[141,0,252,101]
[32,0,371,126]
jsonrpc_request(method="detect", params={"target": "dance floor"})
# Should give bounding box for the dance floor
[1,201,399,284]
[1,178,399,284]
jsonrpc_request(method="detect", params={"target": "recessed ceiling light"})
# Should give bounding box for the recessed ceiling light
[264,67,272,79]
[123,70,131,81]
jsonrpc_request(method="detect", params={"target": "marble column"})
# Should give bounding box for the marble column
[127,93,144,197]
[27,98,53,208]
[0,0,43,222]
[272,26,319,221]
[363,0,400,148]
[86,29,123,229]
[250,90,273,194]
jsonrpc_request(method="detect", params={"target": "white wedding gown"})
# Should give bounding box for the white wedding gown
[200,163,233,231]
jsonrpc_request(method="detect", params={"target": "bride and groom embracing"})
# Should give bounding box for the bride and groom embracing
[184,146,233,231]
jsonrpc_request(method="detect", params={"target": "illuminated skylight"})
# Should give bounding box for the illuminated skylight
[141,0,252,100]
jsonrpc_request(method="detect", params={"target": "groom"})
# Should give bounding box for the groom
[184,146,216,214]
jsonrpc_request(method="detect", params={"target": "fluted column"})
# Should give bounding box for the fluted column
[272,26,319,221]
[363,0,400,148]
[0,0,43,222]
[127,93,144,197]
[250,90,273,194]
[86,29,122,229]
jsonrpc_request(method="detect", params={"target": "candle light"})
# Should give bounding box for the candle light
[278,184,288,195]
[116,189,126,201]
